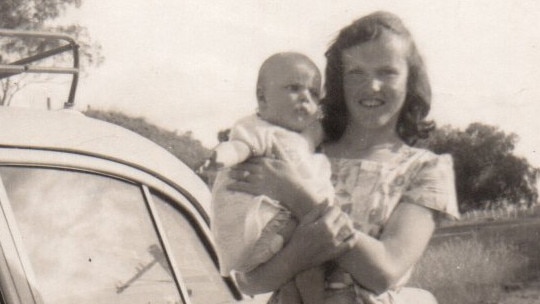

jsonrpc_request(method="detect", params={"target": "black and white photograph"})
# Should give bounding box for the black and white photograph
[0,1,539,303]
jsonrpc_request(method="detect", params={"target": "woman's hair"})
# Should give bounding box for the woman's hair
[322,11,434,145]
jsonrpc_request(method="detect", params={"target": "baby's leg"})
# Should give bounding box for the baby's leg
[278,280,303,304]
[295,266,326,304]
[241,211,297,272]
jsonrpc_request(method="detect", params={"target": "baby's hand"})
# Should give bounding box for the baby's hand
[196,152,223,182]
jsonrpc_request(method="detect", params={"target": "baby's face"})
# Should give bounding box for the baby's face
[258,61,321,132]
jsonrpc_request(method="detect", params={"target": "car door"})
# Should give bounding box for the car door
[0,163,239,304]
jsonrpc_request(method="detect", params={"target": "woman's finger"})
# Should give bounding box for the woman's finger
[325,230,358,259]
[242,156,266,165]
[333,210,356,241]
[228,169,247,181]
[336,224,354,243]
[229,159,274,181]
[270,138,290,161]
[226,181,259,195]
[234,159,263,170]
[313,206,355,245]
[299,201,328,226]
[334,232,358,254]
[319,205,343,226]
[335,211,354,229]
[230,162,259,174]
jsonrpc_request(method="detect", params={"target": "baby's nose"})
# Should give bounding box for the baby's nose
[299,89,315,103]
[299,97,319,114]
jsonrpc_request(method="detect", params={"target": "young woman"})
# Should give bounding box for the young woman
[229,11,459,304]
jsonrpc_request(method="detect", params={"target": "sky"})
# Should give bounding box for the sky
[15,0,540,166]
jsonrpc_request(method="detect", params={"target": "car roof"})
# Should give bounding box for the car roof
[0,106,211,215]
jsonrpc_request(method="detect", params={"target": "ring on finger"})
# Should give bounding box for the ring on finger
[337,226,353,242]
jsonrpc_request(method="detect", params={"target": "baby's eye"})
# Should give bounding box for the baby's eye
[346,68,367,76]
[285,84,302,92]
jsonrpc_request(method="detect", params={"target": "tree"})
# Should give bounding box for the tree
[418,123,538,212]
[1,0,104,106]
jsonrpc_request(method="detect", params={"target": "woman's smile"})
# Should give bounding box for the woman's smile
[358,98,385,108]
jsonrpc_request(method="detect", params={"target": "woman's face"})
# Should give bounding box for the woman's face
[341,33,409,132]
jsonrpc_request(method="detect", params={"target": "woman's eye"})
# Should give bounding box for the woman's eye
[309,88,320,99]
[380,68,399,77]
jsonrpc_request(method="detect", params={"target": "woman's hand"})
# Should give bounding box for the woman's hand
[290,203,357,267]
[235,203,357,295]
[227,156,320,218]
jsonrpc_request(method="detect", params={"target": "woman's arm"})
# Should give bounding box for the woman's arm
[228,157,324,218]
[234,204,356,295]
[338,202,436,294]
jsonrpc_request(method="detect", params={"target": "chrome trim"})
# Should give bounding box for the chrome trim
[0,172,40,303]
[142,186,191,304]
[0,148,214,249]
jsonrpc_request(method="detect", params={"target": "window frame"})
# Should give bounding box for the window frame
[142,185,192,304]
[0,176,39,304]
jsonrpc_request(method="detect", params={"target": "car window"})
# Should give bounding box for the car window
[152,192,239,304]
[0,167,183,304]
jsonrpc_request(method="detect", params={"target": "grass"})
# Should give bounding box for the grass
[409,232,530,304]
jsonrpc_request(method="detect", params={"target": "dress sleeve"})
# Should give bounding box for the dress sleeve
[401,153,460,220]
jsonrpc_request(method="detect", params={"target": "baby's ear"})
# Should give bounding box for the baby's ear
[256,87,266,104]
[257,87,267,114]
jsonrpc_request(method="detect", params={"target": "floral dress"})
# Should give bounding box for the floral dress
[269,145,459,304]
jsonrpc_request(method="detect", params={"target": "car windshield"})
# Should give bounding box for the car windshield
[0,166,183,304]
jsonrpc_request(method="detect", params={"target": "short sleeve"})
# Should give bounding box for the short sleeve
[401,154,460,220]
[228,115,267,156]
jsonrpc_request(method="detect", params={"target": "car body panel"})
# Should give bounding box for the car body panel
[0,107,211,221]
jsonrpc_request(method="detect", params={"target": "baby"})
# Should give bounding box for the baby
[201,52,333,303]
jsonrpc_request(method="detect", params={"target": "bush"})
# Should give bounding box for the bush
[409,234,529,304]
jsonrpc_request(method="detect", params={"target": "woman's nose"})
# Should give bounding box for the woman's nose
[371,78,382,92]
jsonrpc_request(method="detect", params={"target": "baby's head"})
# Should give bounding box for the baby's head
[256,52,322,132]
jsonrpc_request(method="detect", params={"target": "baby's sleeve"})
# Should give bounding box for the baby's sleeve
[229,119,266,157]
[401,154,460,220]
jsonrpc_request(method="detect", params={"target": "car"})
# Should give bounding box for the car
[0,30,269,303]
